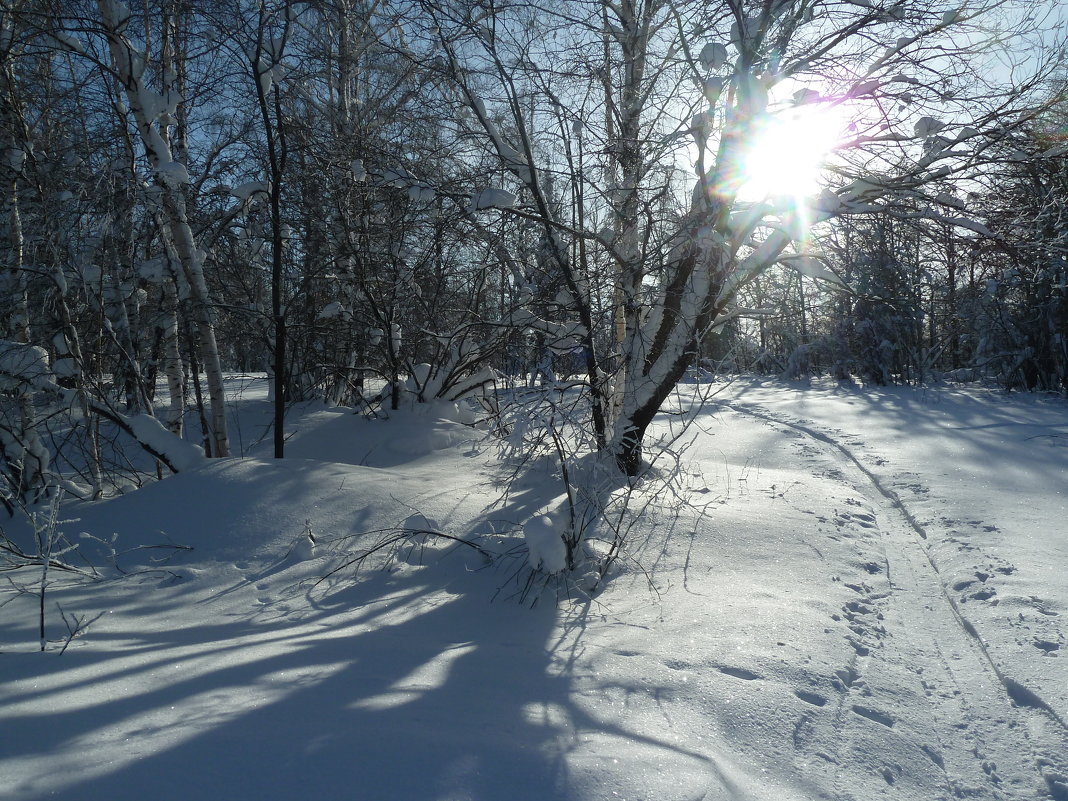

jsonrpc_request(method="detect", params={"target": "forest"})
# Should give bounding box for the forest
[3,3,1068,800]
[1,0,1065,501]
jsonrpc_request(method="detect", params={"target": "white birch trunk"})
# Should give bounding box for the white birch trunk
[97,0,229,456]
[3,176,50,499]
[160,254,186,436]
[51,268,104,498]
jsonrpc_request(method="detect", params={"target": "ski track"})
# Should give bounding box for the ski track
[725,400,1068,801]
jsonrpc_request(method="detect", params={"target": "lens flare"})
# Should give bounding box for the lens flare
[737,105,845,203]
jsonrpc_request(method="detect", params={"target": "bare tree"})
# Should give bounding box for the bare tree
[420,0,1065,473]
[96,0,230,457]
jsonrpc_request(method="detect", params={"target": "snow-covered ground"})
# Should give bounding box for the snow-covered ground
[1,377,1066,801]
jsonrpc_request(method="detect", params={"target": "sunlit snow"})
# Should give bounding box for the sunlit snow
[1,376,1066,801]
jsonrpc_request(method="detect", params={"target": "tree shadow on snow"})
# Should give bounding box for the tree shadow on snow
[2,553,596,801]
[717,376,1068,482]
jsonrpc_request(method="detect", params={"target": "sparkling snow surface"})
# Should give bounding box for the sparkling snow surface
[1,377,1066,801]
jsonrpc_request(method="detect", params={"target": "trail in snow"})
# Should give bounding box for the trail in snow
[722,399,1068,800]
[4,378,1067,801]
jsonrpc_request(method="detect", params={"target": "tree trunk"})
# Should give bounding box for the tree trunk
[3,175,50,500]
[98,0,229,457]
[160,193,230,457]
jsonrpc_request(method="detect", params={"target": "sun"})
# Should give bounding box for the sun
[738,105,845,202]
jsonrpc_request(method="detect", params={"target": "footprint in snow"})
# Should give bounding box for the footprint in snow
[834,510,877,530]
[833,665,859,689]
[716,665,762,681]
[1030,597,1060,616]
[852,704,895,728]
[920,744,945,768]
[964,588,997,602]
[848,638,871,657]
[795,689,828,707]
[662,658,691,671]
[844,599,875,616]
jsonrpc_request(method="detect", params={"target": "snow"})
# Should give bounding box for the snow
[137,258,165,283]
[468,96,531,183]
[7,147,25,172]
[381,166,417,187]
[155,160,190,187]
[136,87,180,121]
[0,341,53,391]
[810,187,842,213]
[51,357,78,378]
[100,0,132,32]
[51,31,85,54]
[935,191,967,210]
[852,78,880,95]
[698,41,729,71]
[782,255,846,286]
[257,64,272,96]
[470,187,516,211]
[939,215,994,237]
[316,301,347,320]
[914,116,945,137]
[2,376,1067,800]
[231,181,270,200]
[523,500,569,573]
[126,413,206,471]
[408,185,436,204]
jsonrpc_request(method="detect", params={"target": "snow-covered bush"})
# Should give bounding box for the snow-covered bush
[522,502,569,574]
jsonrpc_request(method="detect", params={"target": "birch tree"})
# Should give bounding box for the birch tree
[1,4,86,502]
[421,0,1065,474]
[96,0,230,457]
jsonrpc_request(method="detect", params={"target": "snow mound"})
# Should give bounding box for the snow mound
[127,413,205,471]
[523,499,569,573]
[271,406,480,468]
[0,341,52,390]
[392,421,472,456]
